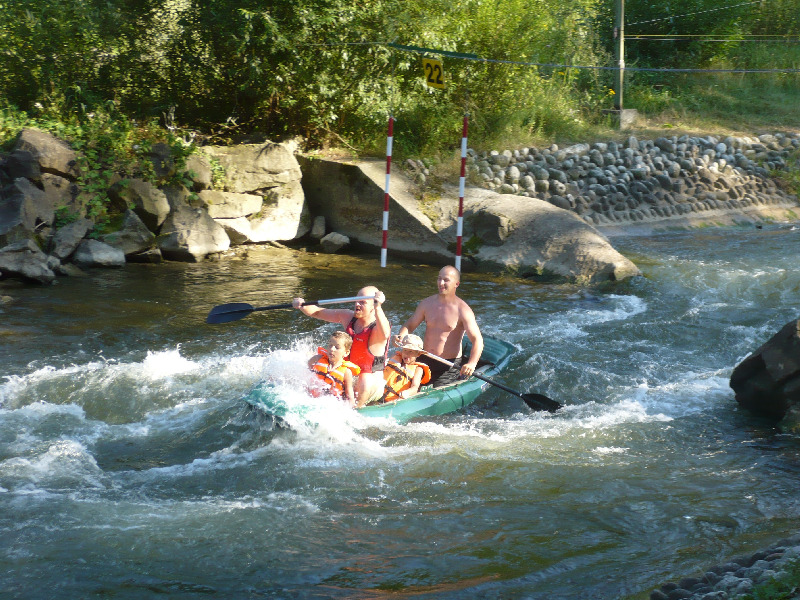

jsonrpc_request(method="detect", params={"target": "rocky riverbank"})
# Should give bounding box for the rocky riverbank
[1,127,798,286]
[649,533,800,599]
[460,133,800,233]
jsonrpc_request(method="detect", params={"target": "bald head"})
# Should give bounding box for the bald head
[436,265,461,297]
[439,265,461,283]
[358,285,378,298]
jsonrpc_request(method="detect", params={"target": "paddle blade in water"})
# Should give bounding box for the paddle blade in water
[206,302,255,324]
[521,393,561,413]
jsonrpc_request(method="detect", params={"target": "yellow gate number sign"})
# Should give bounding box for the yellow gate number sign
[422,58,445,89]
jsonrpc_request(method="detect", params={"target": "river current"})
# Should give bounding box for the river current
[1,225,799,599]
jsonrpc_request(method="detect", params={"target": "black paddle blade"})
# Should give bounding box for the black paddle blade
[206,302,255,324]
[521,393,562,413]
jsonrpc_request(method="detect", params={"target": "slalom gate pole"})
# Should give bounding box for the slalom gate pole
[381,115,393,268]
[455,112,468,271]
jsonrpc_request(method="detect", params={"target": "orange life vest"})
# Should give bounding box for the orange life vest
[311,348,361,397]
[381,355,431,402]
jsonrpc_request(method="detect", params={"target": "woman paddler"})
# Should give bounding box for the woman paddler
[293,286,390,407]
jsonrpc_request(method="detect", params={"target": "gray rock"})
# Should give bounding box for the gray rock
[0,239,56,283]
[320,231,350,253]
[158,201,230,261]
[0,178,55,246]
[99,210,156,256]
[113,179,171,231]
[310,215,326,239]
[12,128,78,179]
[184,153,213,191]
[472,211,510,246]
[198,190,263,218]
[730,319,800,427]
[50,218,93,260]
[72,239,125,267]
[1,150,42,185]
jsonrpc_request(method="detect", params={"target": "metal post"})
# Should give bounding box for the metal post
[455,113,468,271]
[614,0,625,112]
[381,116,393,268]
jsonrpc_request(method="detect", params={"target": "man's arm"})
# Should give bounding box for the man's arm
[460,304,483,378]
[369,292,391,352]
[394,303,425,346]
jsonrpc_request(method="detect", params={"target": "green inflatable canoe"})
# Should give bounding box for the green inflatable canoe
[245,336,517,425]
[357,336,516,423]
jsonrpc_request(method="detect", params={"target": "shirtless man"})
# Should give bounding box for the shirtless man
[293,286,390,406]
[394,266,483,387]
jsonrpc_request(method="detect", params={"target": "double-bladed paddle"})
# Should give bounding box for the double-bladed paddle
[206,295,375,325]
[421,350,562,413]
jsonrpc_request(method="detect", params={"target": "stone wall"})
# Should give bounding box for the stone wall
[461,133,800,233]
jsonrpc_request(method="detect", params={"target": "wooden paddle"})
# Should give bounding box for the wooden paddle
[421,350,562,413]
[206,295,375,324]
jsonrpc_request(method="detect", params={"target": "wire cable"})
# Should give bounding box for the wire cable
[627,0,761,27]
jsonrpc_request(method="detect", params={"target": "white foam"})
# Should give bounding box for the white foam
[538,294,648,339]
[140,347,201,379]
[0,439,108,492]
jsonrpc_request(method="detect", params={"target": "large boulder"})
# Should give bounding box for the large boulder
[203,140,302,193]
[202,141,309,244]
[99,210,157,258]
[0,150,42,186]
[198,190,263,218]
[72,239,126,267]
[463,191,641,282]
[299,157,640,282]
[108,179,171,232]
[42,173,84,219]
[0,178,55,246]
[157,201,230,261]
[730,319,800,431]
[0,240,56,283]
[213,191,310,243]
[184,153,213,191]
[12,128,79,179]
[50,218,93,260]
[300,157,454,263]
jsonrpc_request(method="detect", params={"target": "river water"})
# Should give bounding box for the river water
[2,225,799,599]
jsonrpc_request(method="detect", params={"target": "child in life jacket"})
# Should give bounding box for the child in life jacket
[380,334,431,403]
[308,331,361,407]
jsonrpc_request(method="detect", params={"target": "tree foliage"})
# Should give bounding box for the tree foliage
[0,0,798,156]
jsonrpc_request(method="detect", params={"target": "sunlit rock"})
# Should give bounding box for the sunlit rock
[319,231,350,253]
[12,128,78,180]
[72,239,125,267]
[158,202,230,261]
[299,156,640,283]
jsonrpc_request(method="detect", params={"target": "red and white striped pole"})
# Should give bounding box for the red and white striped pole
[455,113,468,271]
[381,116,394,268]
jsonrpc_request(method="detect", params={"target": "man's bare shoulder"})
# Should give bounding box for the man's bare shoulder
[454,295,476,317]
[417,294,440,309]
